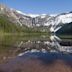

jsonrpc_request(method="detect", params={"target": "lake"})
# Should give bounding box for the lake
[0,35,72,72]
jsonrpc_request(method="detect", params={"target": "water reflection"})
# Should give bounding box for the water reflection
[0,35,72,72]
[0,34,72,61]
[17,35,72,56]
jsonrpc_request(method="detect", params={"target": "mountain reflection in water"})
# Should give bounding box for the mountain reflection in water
[0,35,72,72]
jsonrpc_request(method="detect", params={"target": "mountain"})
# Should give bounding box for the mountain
[0,4,50,27]
[56,22,72,35]
[0,4,72,33]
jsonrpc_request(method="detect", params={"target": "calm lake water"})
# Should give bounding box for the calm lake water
[0,35,72,72]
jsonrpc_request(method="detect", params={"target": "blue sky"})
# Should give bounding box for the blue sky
[0,0,72,14]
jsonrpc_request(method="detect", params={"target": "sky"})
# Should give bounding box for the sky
[0,0,72,14]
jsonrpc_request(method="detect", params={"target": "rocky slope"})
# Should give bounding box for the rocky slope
[0,4,72,33]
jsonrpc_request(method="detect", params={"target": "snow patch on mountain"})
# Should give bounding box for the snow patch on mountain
[16,10,27,16]
[16,10,39,18]
[27,14,39,18]
[40,14,47,18]
[56,13,72,24]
